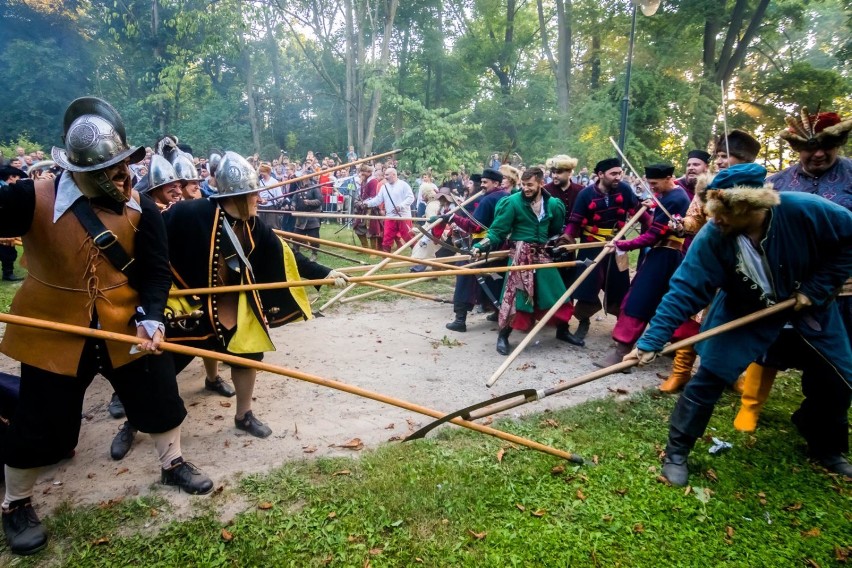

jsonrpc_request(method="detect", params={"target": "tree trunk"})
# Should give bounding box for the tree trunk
[240,38,261,155]
[590,32,601,91]
[344,0,357,149]
[362,0,399,154]
[265,9,286,147]
[152,0,165,134]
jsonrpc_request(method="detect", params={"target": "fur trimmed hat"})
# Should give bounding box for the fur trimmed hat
[698,163,779,218]
[499,164,520,184]
[778,107,852,151]
[713,129,761,162]
[546,154,578,171]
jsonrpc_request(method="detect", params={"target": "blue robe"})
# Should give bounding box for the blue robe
[636,192,852,386]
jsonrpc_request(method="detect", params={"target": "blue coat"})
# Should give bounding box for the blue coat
[636,192,852,386]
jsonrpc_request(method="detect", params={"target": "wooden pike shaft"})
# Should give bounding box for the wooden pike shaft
[169,260,581,296]
[275,212,431,222]
[0,313,576,461]
[468,299,797,419]
[341,276,437,303]
[486,206,650,388]
[360,282,449,303]
[319,190,486,311]
[336,252,510,274]
[253,149,401,194]
[278,236,365,265]
[276,229,477,273]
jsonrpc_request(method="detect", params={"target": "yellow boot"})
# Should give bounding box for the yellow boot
[731,373,745,394]
[733,363,777,432]
[659,347,696,393]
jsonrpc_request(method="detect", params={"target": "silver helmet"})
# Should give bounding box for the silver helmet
[51,97,145,173]
[211,151,261,198]
[208,152,222,175]
[172,152,201,182]
[142,154,179,193]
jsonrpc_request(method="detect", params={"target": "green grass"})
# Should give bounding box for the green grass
[0,246,26,312]
[10,372,851,567]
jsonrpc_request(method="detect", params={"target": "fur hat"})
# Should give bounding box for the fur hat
[420,185,438,202]
[481,168,503,183]
[778,107,852,151]
[594,158,621,174]
[546,154,578,171]
[713,129,761,162]
[698,163,779,218]
[499,164,520,184]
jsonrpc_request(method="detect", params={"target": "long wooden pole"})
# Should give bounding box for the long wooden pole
[0,313,578,461]
[360,282,450,303]
[278,236,366,264]
[335,252,510,274]
[274,212,432,222]
[319,190,486,311]
[256,149,401,193]
[466,300,797,420]
[168,260,583,296]
[340,277,437,303]
[486,206,649,388]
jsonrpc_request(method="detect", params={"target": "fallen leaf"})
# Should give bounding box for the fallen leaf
[387,435,403,441]
[531,509,546,517]
[150,508,158,517]
[384,423,395,430]
[221,528,234,542]
[116,468,129,476]
[213,415,224,421]
[705,469,719,482]
[363,560,371,568]
[467,529,486,540]
[648,465,658,474]
[515,503,526,512]
[834,545,850,562]
[592,455,600,465]
[607,387,628,395]
[92,537,109,546]
[302,445,318,453]
[496,448,505,463]
[576,489,587,501]
[602,515,614,522]
[684,486,692,496]
[333,470,351,476]
[804,560,820,568]
[258,502,273,510]
[801,527,821,538]
[213,485,224,495]
[219,401,231,408]
[338,438,364,450]
[541,418,559,428]
[551,464,565,475]
[615,488,628,496]
[656,475,671,486]
[633,523,644,533]
[369,548,383,556]
[415,558,424,563]
[783,502,803,511]
[224,439,230,448]
[725,526,735,539]
[327,511,337,519]
[87,473,96,479]
[481,416,494,425]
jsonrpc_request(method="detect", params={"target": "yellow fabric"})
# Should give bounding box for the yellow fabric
[279,237,313,320]
[227,290,275,354]
[582,227,614,242]
[473,230,488,239]
[165,285,201,320]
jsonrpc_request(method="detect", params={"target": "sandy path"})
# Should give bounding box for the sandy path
[0,298,664,515]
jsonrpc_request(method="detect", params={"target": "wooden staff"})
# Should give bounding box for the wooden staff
[278,236,366,265]
[554,241,608,252]
[168,260,583,297]
[486,206,650,388]
[340,276,438,303]
[275,212,432,222]
[0,313,579,461]
[319,189,486,311]
[362,282,450,303]
[255,149,402,194]
[409,300,798,439]
[335,252,507,274]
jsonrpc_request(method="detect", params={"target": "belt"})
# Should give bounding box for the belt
[582,227,614,242]
[654,239,684,252]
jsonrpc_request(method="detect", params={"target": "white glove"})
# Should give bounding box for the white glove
[623,348,658,367]
[327,270,349,288]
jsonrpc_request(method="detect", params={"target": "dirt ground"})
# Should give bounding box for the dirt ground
[0,297,667,517]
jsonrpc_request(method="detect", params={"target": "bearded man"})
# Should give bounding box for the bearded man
[0,97,213,555]
[675,150,710,200]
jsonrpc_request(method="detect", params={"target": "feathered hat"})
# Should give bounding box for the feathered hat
[778,107,852,151]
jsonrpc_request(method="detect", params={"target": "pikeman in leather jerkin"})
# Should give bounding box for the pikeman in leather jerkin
[441,168,509,332]
[0,97,214,556]
[159,151,348,439]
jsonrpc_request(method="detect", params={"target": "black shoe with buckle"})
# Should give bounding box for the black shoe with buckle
[2,498,47,556]
[161,458,214,495]
[235,410,272,438]
[204,376,236,397]
[107,392,126,419]
[110,421,137,461]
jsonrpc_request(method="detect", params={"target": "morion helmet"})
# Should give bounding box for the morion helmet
[211,151,261,198]
[172,152,201,182]
[140,154,179,194]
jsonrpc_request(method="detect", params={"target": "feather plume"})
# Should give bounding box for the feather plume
[784,116,808,139]
[800,107,814,138]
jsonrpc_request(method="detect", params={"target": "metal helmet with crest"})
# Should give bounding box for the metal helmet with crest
[141,154,179,194]
[172,152,201,182]
[211,152,261,198]
[51,96,145,202]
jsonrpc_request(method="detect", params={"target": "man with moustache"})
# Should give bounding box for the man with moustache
[0,97,213,555]
[472,167,580,355]
[362,167,414,252]
[544,154,584,214]
[675,150,711,200]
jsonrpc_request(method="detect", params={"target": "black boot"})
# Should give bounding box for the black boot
[2,272,23,282]
[661,395,716,487]
[107,392,126,419]
[575,318,591,340]
[496,327,512,355]
[445,309,468,332]
[2,498,47,556]
[556,322,585,347]
[110,421,137,460]
[161,458,214,495]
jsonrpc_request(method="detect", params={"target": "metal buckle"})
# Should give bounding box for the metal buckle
[93,230,118,250]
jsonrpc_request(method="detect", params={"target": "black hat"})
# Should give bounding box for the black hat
[644,163,675,179]
[687,150,711,164]
[714,129,761,162]
[594,158,621,174]
[481,168,503,182]
[0,166,27,182]
[470,173,483,183]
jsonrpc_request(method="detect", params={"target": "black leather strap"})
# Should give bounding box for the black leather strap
[70,198,137,278]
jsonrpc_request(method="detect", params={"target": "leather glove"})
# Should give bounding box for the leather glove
[623,348,658,367]
[793,291,812,311]
[327,270,349,288]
